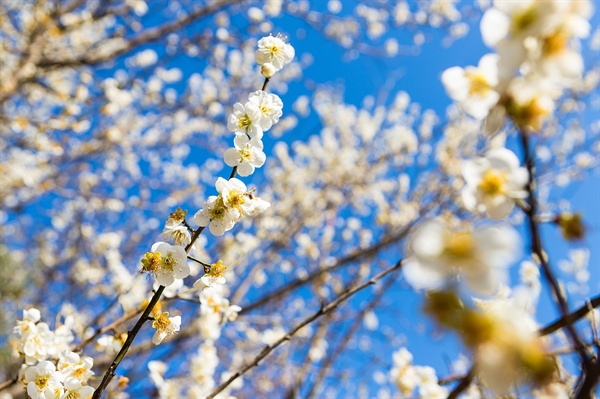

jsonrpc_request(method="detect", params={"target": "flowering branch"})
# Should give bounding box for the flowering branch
[206,259,404,399]
[92,285,165,399]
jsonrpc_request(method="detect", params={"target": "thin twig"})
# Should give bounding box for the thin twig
[519,131,590,366]
[205,259,404,399]
[92,285,165,399]
[540,294,600,336]
[447,365,476,399]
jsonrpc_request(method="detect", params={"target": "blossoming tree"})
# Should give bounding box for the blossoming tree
[1,1,599,398]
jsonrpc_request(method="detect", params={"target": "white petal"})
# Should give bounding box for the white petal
[486,148,520,172]
[237,162,255,177]
[224,148,240,167]
[215,177,228,193]
[209,220,227,236]
[485,195,514,219]
[462,158,489,186]
[403,260,447,291]
[157,271,175,286]
[480,8,510,47]
[253,150,266,167]
[461,187,478,212]
[412,221,445,258]
[234,134,250,148]
[441,67,469,101]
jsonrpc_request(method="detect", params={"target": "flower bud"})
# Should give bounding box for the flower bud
[261,63,278,78]
[554,212,585,241]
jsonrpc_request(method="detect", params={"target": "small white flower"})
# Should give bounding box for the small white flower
[21,322,55,365]
[506,77,557,132]
[60,377,94,399]
[403,220,520,295]
[151,312,181,345]
[441,54,500,120]
[57,351,94,383]
[199,260,227,288]
[390,348,417,397]
[223,136,266,177]
[255,34,295,72]
[227,102,263,139]
[217,177,253,215]
[141,242,190,286]
[193,195,239,236]
[160,224,191,247]
[248,90,283,131]
[224,304,242,322]
[244,194,270,217]
[25,361,64,399]
[461,148,529,219]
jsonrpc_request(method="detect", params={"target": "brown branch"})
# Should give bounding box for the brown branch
[447,365,476,399]
[206,259,404,399]
[240,221,418,315]
[92,285,165,399]
[519,131,590,367]
[305,276,397,398]
[0,377,18,392]
[540,294,600,336]
[38,0,241,69]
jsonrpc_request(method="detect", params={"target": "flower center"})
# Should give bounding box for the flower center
[239,147,252,162]
[35,374,50,390]
[478,170,507,196]
[238,114,252,130]
[225,190,245,209]
[153,312,171,331]
[208,260,227,278]
[141,252,162,274]
[511,7,537,35]
[209,197,227,220]
[64,391,79,399]
[268,45,279,56]
[543,31,568,55]
[445,231,475,259]
[467,71,491,95]
[162,253,176,272]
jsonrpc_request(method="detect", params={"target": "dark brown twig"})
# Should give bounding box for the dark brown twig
[205,259,404,399]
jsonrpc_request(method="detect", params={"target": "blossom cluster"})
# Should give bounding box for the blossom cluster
[137,34,293,362]
[443,0,593,131]
[389,348,450,398]
[12,309,95,399]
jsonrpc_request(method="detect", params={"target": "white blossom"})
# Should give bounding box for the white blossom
[152,312,181,345]
[248,90,284,131]
[403,220,520,295]
[227,102,264,139]
[193,195,238,237]
[141,242,190,286]
[461,148,529,219]
[223,136,266,177]
[57,351,94,383]
[442,54,500,119]
[60,377,94,399]
[25,361,64,399]
[255,34,295,74]
[199,260,227,288]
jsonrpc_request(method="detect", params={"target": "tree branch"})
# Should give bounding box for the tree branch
[519,131,590,367]
[540,294,600,336]
[206,259,404,399]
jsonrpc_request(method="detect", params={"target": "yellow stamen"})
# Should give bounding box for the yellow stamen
[478,170,507,196]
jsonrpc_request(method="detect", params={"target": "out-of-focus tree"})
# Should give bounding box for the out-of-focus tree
[1,1,599,398]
